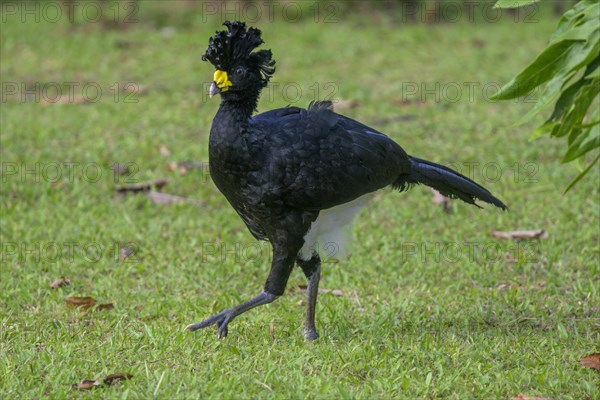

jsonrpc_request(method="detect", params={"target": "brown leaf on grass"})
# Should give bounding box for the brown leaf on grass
[167,161,178,172]
[65,296,96,309]
[95,303,114,312]
[120,246,134,261]
[112,163,130,175]
[134,304,145,311]
[491,230,548,240]
[269,323,275,339]
[50,181,67,190]
[72,373,132,390]
[472,38,487,48]
[580,353,600,371]
[43,95,88,106]
[122,83,148,95]
[115,39,142,49]
[115,178,169,194]
[159,145,171,156]
[50,277,71,289]
[391,97,428,108]
[496,282,513,290]
[147,191,203,206]
[431,189,452,213]
[72,379,100,390]
[512,395,551,400]
[334,99,362,111]
[103,373,133,385]
[167,161,206,175]
[178,161,205,170]
[297,285,343,297]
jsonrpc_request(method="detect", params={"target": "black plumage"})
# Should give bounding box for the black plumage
[187,21,507,340]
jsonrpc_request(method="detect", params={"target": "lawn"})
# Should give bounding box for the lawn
[1,1,598,399]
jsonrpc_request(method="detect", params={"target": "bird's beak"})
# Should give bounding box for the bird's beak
[209,82,220,98]
[209,70,232,98]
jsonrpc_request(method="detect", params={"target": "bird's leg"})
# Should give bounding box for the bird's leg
[297,253,321,341]
[186,291,277,338]
[187,234,302,338]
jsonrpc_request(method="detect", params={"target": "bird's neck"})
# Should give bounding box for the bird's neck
[218,92,260,122]
[210,97,255,145]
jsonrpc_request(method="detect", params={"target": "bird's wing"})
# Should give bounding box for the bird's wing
[249,101,412,211]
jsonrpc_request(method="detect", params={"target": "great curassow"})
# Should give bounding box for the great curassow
[186,21,507,340]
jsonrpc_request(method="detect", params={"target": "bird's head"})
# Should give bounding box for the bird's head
[203,21,275,102]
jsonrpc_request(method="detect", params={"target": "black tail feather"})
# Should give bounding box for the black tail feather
[394,156,508,210]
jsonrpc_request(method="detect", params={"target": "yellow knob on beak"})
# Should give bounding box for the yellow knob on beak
[209,70,233,98]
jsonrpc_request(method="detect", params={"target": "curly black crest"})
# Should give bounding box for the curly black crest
[203,21,275,86]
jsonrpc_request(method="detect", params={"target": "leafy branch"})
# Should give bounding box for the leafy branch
[492,0,599,191]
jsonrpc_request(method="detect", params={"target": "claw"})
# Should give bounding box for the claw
[186,308,233,333]
[186,291,278,338]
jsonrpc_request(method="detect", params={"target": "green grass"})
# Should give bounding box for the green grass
[1,1,599,399]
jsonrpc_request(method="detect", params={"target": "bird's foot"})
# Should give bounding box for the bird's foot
[186,308,235,338]
[186,291,279,339]
[303,327,319,341]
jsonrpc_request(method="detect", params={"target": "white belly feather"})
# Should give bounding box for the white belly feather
[299,193,374,261]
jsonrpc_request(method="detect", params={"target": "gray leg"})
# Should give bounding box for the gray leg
[187,233,303,339]
[186,291,277,338]
[298,253,321,341]
[304,264,321,340]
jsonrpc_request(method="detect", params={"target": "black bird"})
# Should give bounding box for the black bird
[187,21,507,340]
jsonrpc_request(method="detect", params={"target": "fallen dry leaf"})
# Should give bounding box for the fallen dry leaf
[147,191,203,206]
[65,296,96,309]
[122,83,148,95]
[391,97,428,108]
[580,353,600,371]
[167,161,178,172]
[168,161,206,174]
[103,373,133,385]
[159,145,171,157]
[491,230,548,240]
[120,246,134,261]
[431,189,452,213]
[269,323,275,339]
[512,395,551,400]
[95,303,114,312]
[43,95,88,106]
[496,282,513,290]
[297,285,343,297]
[134,304,145,311]
[115,178,169,194]
[50,181,67,190]
[112,163,130,176]
[472,38,487,48]
[72,379,100,390]
[334,99,362,110]
[50,277,71,289]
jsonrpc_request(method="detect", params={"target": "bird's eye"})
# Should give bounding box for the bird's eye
[234,67,245,76]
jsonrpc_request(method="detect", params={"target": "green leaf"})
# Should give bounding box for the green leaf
[494,0,540,9]
[564,153,600,193]
[494,0,600,190]
[515,70,576,125]
[548,78,586,122]
[552,1,600,41]
[553,77,600,138]
[563,123,600,163]
[490,40,580,101]
[529,121,556,141]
